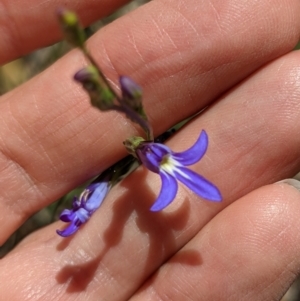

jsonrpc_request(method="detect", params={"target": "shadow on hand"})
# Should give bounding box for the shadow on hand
[103,167,192,267]
[169,249,203,265]
[56,166,199,293]
[56,255,100,293]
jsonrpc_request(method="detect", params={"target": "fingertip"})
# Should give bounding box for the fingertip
[275,178,300,193]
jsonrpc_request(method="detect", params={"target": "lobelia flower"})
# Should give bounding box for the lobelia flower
[135,130,222,211]
[57,181,110,237]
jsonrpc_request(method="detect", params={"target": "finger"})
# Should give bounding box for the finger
[3,52,300,300]
[0,0,299,243]
[53,50,300,298]
[0,52,300,300]
[130,182,300,301]
[0,0,130,64]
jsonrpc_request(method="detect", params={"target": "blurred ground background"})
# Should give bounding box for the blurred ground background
[0,1,300,300]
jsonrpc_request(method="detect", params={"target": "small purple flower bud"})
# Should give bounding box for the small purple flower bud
[74,66,115,110]
[119,76,142,101]
[119,76,152,139]
[74,66,99,91]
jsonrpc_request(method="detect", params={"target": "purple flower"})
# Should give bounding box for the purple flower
[57,181,110,237]
[136,130,222,211]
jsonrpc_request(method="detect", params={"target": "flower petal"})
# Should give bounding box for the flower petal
[138,143,171,173]
[85,182,109,211]
[172,130,208,166]
[137,148,160,173]
[149,143,170,158]
[75,208,91,223]
[150,171,178,211]
[175,167,222,201]
[72,196,81,209]
[56,219,81,237]
[86,182,103,191]
[59,209,76,222]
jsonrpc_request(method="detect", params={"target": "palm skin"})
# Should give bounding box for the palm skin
[0,0,300,300]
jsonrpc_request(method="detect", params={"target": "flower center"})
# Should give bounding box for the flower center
[160,155,176,175]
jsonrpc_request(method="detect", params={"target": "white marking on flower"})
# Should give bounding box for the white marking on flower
[160,155,175,175]
[159,155,190,180]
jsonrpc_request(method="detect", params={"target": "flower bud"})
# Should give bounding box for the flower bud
[120,76,142,101]
[74,66,99,89]
[74,66,115,110]
[119,76,145,117]
[57,8,86,48]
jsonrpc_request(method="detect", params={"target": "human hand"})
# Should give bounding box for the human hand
[1,1,300,300]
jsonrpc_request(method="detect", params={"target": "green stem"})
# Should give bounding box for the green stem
[82,47,122,103]
[81,47,153,140]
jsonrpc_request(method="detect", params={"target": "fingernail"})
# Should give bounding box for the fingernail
[276,178,300,192]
